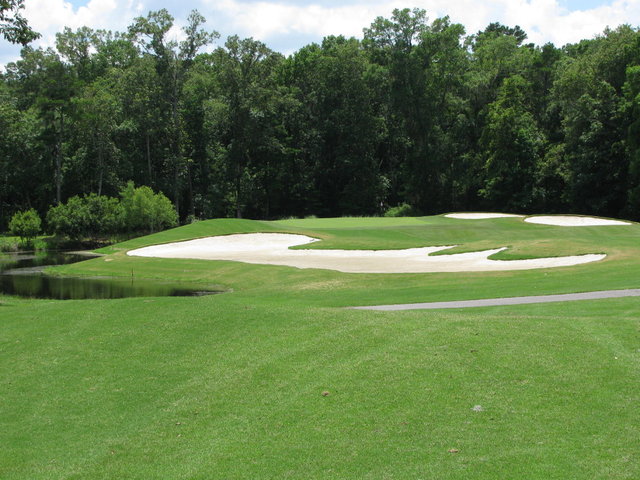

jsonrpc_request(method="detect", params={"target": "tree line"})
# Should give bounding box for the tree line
[2,7,640,230]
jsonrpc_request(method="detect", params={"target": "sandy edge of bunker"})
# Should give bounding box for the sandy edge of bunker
[127,232,605,274]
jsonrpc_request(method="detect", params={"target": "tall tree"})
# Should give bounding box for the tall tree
[283,36,387,216]
[72,77,121,196]
[364,9,469,213]
[0,83,44,227]
[480,75,544,211]
[110,56,163,188]
[5,48,76,204]
[552,26,639,216]
[204,35,284,218]
[128,9,217,216]
[0,0,39,45]
[622,65,640,217]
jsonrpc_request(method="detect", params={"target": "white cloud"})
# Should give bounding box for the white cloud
[0,0,188,66]
[203,0,407,40]
[202,0,640,48]
[23,0,145,47]
[496,0,640,46]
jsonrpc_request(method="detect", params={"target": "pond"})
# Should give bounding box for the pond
[0,251,221,300]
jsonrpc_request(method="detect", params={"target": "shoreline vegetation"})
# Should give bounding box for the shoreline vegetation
[2,182,177,251]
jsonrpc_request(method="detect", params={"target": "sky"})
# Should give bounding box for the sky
[1,0,639,67]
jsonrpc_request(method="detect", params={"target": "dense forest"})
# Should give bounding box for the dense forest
[2,7,640,229]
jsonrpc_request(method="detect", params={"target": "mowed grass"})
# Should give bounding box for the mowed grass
[1,215,640,479]
[56,215,640,306]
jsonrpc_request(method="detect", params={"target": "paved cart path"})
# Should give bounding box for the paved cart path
[351,289,640,311]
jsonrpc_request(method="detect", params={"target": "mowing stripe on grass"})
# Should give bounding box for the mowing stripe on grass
[351,289,640,311]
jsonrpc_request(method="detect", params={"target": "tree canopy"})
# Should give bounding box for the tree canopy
[2,8,640,230]
[1,0,40,45]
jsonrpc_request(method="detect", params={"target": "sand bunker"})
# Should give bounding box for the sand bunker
[127,233,605,273]
[445,213,524,219]
[524,216,631,227]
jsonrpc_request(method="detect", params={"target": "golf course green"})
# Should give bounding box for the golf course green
[2,214,639,479]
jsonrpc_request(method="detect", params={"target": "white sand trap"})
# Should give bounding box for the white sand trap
[525,215,631,227]
[445,213,524,219]
[127,233,605,273]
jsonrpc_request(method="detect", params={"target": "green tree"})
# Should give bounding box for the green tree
[204,35,284,218]
[480,75,545,211]
[109,55,163,187]
[474,22,529,48]
[46,194,122,240]
[0,83,44,227]
[120,182,177,233]
[551,26,639,216]
[364,10,470,213]
[623,65,640,216]
[128,9,218,217]
[55,26,101,82]
[72,77,122,196]
[5,48,76,204]
[284,36,386,216]
[0,0,40,45]
[8,208,41,245]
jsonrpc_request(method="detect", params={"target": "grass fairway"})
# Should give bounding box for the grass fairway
[2,215,640,479]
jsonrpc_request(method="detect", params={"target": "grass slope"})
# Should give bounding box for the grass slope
[2,215,639,479]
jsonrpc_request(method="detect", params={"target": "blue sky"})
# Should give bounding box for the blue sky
[1,0,638,67]
[560,0,612,8]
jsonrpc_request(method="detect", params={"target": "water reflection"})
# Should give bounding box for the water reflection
[0,251,219,300]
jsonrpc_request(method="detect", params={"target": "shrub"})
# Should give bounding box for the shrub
[0,237,19,252]
[8,209,42,246]
[46,184,177,241]
[47,194,122,240]
[120,181,178,233]
[384,203,417,217]
[83,193,123,237]
[47,197,88,240]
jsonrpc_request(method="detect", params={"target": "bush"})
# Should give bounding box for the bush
[0,237,19,252]
[8,209,42,246]
[120,182,178,233]
[47,194,122,241]
[384,203,418,217]
[83,193,123,236]
[47,197,88,240]
[46,184,177,241]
